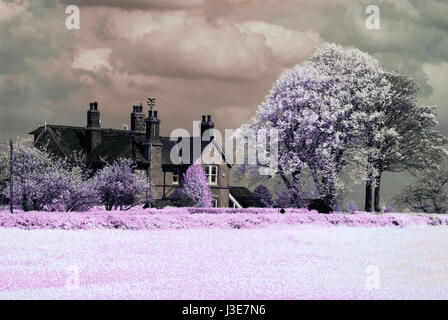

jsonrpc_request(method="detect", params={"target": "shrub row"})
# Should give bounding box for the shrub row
[1,209,447,230]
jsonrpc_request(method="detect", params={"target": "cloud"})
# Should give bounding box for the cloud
[98,10,321,81]
[71,48,112,71]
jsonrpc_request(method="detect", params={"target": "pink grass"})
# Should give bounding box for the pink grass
[0,207,447,230]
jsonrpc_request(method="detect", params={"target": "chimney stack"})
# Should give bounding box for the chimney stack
[86,101,102,152]
[200,114,214,140]
[145,109,161,141]
[87,101,100,128]
[130,104,145,132]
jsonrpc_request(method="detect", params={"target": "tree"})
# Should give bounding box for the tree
[1,138,100,212]
[93,159,150,210]
[178,164,212,207]
[2,139,75,211]
[59,165,98,212]
[0,138,33,204]
[308,43,391,212]
[346,201,358,213]
[368,73,447,212]
[242,44,388,210]
[395,164,448,213]
[253,184,273,207]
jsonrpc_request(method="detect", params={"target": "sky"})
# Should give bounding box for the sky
[0,0,447,206]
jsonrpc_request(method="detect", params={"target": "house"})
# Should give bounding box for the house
[29,101,264,208]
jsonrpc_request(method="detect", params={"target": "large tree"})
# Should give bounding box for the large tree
[242,43,388,210]
[368,73,447,212]
[244,65,347,209]
[308,43,391,212]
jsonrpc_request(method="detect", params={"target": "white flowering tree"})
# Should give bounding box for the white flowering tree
[308,43,392,212]
[1,137,98,212]
[243,44,390,210]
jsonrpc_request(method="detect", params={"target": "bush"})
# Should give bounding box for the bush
[384,204,395,213]
[3,141,73,211]
[93,159,150,210]
[178,164,212,207]
[253,184,273,207]
[275,190,294,208]
[347,201,358,214]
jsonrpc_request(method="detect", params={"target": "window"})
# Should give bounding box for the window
[212,198,219,208]
[205,165,218,185]
[172,168,179,185]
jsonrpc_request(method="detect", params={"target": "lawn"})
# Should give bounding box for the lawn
[1,225,447,299]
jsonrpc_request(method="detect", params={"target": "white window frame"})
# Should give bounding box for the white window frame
[212,198,219,208]
[172,168,179,185]
[205,165,218,185]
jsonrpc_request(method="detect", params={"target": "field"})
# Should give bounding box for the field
[1,223,448,299]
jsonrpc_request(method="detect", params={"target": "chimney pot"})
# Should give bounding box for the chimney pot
[149,110,153,118]
[154,110,158,118]
[207,115,211,122]
[202,115,206,122]
[94,101,98,110]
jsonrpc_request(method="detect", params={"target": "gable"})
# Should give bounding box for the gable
[196,138,233,167]
[198,141,225,165]
[33,127,67,158]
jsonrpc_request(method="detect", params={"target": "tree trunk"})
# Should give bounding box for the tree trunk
[22,194,29,212]
[374,173,382,212]
[365,173,373,212]
[308,164,321,196]
[290,172,302,208]
[324,175,336,211]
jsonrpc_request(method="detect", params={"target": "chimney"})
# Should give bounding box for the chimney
[200,114,214,140]
[145,109,161,141]
[130,104,145,132]
[86,101,102,152]
[87,101,100,128]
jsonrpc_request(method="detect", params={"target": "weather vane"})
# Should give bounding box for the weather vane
[147,97,156,111]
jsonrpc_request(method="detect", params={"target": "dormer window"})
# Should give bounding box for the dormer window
[205,165,218,185]
[172,168,179,185]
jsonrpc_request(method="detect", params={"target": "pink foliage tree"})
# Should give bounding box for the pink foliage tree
[178,164,212,207]
[93,159,150,211]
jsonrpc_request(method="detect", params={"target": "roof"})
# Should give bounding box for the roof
[29,125,231,167]
[229,186,265,208]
